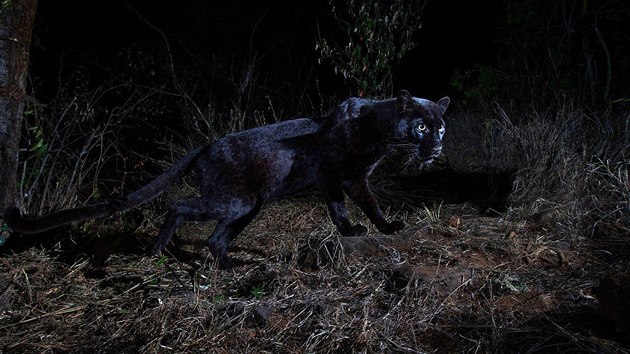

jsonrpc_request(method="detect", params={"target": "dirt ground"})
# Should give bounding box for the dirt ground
[1,198,629,353]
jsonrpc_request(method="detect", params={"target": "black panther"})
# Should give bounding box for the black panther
[4,90,450,268]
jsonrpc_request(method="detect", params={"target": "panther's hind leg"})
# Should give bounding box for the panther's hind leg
[207,198,263,269]
[149,197,217,255]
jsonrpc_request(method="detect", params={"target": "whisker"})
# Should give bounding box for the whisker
[402,148,417,169]
[403,155,414,169]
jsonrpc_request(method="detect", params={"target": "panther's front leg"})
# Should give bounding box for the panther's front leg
[343,176,405,234]
[317,170,367,236]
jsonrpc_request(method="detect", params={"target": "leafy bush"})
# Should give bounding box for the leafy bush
[316,0,425,98]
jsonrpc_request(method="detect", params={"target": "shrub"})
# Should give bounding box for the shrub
[444,98,629,237]
[316,0,425,98]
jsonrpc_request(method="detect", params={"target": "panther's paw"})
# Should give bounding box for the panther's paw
[340,224,368,236]
[379,220,405,234]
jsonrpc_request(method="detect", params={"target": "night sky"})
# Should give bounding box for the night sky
[30,0,497,106]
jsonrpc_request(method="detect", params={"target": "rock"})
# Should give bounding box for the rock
[251,305,273,325]
[447,215,461,229]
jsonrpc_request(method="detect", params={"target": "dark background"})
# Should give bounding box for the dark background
[5,4,629,352]
[30,0,497,106]
[19,0,630,204]
[29,0,630,113]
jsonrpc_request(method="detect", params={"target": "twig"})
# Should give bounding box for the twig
[0,306,86,330]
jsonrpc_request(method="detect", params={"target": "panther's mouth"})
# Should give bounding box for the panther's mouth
[416,151,441,164]
[417,156,434,164]
[415,149,442,166]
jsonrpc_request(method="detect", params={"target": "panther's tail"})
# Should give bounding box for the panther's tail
[4,147,205,234]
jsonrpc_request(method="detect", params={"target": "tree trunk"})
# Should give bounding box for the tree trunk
[0,0,37,212]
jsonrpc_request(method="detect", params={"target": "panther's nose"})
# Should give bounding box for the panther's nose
[431,147,442,156]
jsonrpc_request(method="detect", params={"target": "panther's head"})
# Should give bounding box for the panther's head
[395,90,450,164]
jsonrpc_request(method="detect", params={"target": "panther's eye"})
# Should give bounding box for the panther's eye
[416,124,428,133]
[439,125,445,133]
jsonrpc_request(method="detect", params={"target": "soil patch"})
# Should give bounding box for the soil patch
[0,199,628,352]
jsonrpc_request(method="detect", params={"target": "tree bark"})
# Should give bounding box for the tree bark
[0,0,37,211]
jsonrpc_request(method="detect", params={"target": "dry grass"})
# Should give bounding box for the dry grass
[444,102,629,237]
[5,72,628,352]
[1,198,628,353]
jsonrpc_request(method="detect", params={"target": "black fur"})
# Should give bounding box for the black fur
[4,90,450,268]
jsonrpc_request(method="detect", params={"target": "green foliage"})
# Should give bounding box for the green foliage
[25,112,48,157]
[148,278,162,286]
[495,271,528,293]
[212,294,227,303]
[316,0,425,98]
[250,284,265,299]
[451,64,504,106]
[89,187,101,201]
[20,108,49,191]
[0,0,11,21]
[155,255,169,267]
[27,130,47,156]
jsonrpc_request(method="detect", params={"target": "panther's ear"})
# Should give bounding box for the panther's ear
[397,89,414,113]
[437,96,450,113]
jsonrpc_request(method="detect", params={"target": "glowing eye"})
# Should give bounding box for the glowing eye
[439,125,445,133]
[416,124,427,133]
